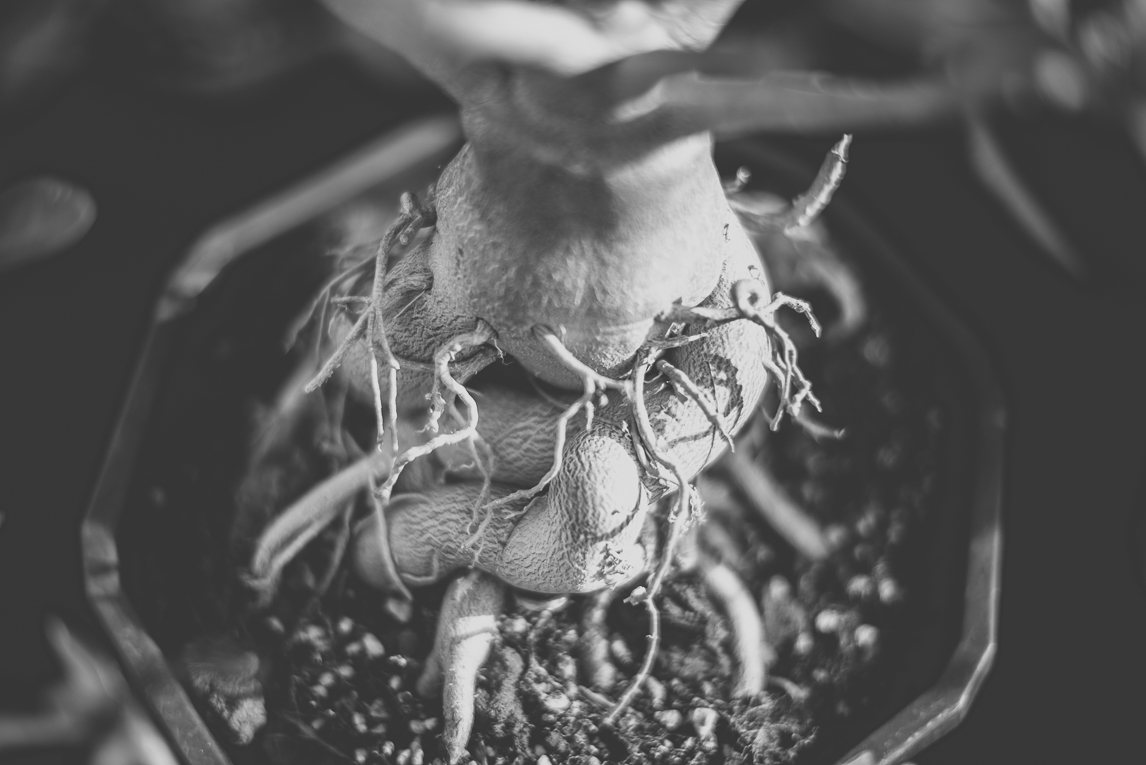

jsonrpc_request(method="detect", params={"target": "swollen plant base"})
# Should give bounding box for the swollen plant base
[211,266,942,765]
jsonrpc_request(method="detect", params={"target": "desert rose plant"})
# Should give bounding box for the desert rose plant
[241,2,889,760]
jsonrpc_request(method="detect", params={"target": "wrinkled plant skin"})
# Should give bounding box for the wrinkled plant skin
[327,0,775,594]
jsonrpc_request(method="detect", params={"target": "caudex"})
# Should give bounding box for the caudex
[240,1,896,761]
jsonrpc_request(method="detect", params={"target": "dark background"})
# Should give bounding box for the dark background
[3,17,1146,765]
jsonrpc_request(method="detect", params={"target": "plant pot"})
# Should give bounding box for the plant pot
[82,115,1003,765]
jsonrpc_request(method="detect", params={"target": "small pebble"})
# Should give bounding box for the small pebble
[318,672,336,687]
[264,616,284,635]
[793,632,815,656]
[645,675,667,709]
[767,576,792,601]
[853,542,877,565]
[423,718,438,731]
[862,335,891,367]
[815,609,843,634]
[543,694,571,713]
[396,749,411,765]
[507,615,530,635]
[655,709,683,730]
[389,675,403,691]
[856,506,882,538]
[355,749,367,764]
[888,521,908,545]
[311,684,328,699]
[690,707,718,747]
[824,524,851,552]
[337,664,355,679]
[337,617,354,635]
[557,654,577,683]
[310,718,325,730]
[537,756,553,765]
[390,655,409,668]
[382,742,395,757]
[610,637,634,665]
[855,624,880,656]
[846,575,876,601]
[812,668,831,684]
[877,445,901,469]
[353,712,367,733]
[362,633,386,658]
[879,578,904,605]
[345,641,363,656]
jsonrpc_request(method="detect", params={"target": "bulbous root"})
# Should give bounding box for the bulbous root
[417,570,506,765]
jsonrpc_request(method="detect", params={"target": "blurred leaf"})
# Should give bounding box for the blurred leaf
[0,177,96,275]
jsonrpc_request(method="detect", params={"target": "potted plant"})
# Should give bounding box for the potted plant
[83,3,1004,763]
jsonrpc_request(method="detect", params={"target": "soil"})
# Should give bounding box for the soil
[117,193,949,765]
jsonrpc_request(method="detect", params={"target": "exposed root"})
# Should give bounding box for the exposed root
[658,279,822,432]
[373,322,496,511]
[778,134,851,232]
[722,166,751,195]
[304,307,370,394]
[768,675,810,703]
[605,348,699,726]
[722,448,830,561]
[700,555,772,698]
[416,570,505,765]
[246,449,391,606]
[532,325,632,398]
[727,134,851,234]
[313,503,353,599]
[303,190,436,455]
[477,375,593,518]
[581,587,619,692]
[361,469,414,606]
[655,359,733,448]
[283,256,374,351]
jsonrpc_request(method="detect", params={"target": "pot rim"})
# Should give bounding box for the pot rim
[81,118,1004,765]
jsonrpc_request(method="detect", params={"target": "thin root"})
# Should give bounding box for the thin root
[533,325,632,397]
[727,135,851,234]
[656,359,733,448]
[373,322,496,511]
[605,349,699,726]
[778,134,851,232]
[656,281,822,432]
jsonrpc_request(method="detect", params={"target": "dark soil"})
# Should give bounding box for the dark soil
[117,200,951,765]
